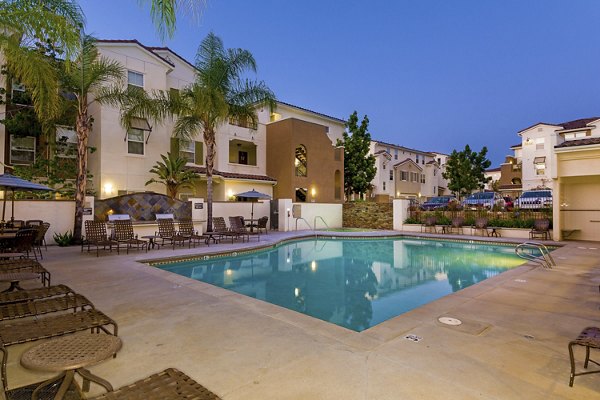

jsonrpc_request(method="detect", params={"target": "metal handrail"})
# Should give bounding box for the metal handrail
[515,241,556,269]
[314,216,330,231]
[295,217,312,231]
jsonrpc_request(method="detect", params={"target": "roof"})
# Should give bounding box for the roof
[275,101,346,124]
[485,167,501,172]
[96,39,175,68]
[148,46,197,71]
[393,158,423,171]
[510,143,522,148]
[518,117,600,134]
[186,166,277,183]
[555,137,600,149]
[374,140,435,156]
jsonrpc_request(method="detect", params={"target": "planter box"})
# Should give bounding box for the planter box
[400,224,536,239]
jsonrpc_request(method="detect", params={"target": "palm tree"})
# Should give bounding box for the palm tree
[146,152,196,198]
[143,0,206,40]
[0,0,84,122]
[59,36,125,240]
[170,32,276,231]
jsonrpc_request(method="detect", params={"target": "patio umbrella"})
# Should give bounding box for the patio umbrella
[0,174,54,223]
[233,189,271,224]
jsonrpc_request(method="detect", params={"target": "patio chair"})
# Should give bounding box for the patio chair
[0,284,73,305]
[252,216,269,234]
[177,219,209,247]
[421,216,437,233]
[530,218,551,240]
[230,216,260,242]
[473,217,490,236]
[156,218,190,250]
[89,368,222,399]
[449,217,465,234]
[32,223,50,259]
[82,221,119,257]
[210,217,238,244]
[0,292,93,321]
[113,219,148,254]
[0,309,118,396]
[0,259,50,287]
[2,228,38,260]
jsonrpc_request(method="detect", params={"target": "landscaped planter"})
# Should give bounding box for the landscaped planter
[400,224,537,239]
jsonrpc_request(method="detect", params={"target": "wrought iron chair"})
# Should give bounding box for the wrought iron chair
[210,217,238,243]
[82,221,119,257]
[177,219,208,247]
[113,219,148,254]
[530,218,551,240]
[229,216,260,242]
[421,216,437,233]
[449,217,464,234]
[473,217,491,236]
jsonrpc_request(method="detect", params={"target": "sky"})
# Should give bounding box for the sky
[79,0,600,166]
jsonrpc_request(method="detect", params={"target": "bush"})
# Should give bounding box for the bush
[53,231,74,246]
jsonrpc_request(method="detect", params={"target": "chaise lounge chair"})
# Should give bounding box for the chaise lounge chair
[157,218,190,250]
[113,219,148,254]
[177,219,209,247]
[82,221,119,257]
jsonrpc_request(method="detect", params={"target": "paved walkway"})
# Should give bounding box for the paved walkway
[6,231,600,399]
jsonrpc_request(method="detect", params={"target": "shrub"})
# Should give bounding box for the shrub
[53,231,74,246]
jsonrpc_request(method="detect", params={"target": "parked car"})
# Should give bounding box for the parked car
[421,196,457,211]
[462,192,506,209]
[516,190,552,209]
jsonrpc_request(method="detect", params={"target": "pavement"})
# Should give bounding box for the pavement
[5,230,600,399]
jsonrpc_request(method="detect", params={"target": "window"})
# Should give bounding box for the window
[411,172,419,182]
[564,131,589,140]
[56,126,77,158]
[238,151,248,165]
[10,135,35,165]
[437,157,441,164]
[383,182,386,191]
[535,138,544,150]
[127,129,144,155]
[433,169,437,176]
[389,170,393,181]
[334,170,341,200]
[295,145,307,177]
[416,154,419,164]
[400,171,408,181]
[394,149,398,160]
[229,115,257,130]
[180,140,195,163]
[421,174,426,184]
[386,147,390,154]
[127,71,144,90]
[382,163,386,170]
[295,188,307,202]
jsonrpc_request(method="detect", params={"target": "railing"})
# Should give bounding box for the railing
[313,216,330,231]
[515,242,556,269]
[295,217,312,231]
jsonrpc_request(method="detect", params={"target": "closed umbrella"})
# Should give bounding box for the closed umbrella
[233,189,271,225]
[0,174,54,223]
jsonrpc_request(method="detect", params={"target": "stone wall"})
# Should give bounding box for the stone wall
[343,202,393,230]
[95,192,191,222]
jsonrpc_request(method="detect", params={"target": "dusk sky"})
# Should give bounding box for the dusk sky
[79,0,600,166]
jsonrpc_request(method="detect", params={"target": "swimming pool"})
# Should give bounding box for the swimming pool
[157,237,534,332]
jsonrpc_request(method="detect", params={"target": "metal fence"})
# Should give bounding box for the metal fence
[407,208,552,228]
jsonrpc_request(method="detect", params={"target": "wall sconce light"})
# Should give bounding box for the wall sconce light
[311,261,317,271]
[311,187,316,197]
[103,183,113,195]
[227,189,234,200]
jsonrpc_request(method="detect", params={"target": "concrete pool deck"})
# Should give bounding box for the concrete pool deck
[5,231,600,399]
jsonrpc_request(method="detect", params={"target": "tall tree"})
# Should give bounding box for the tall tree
[60,36,125,240]
[119,32,275,232]
[146,152,196,198]
[339,111,376,198]
[442,144,491,199]
[143,0,206,40]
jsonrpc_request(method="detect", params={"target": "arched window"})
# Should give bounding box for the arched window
[334,170,341,200]
[512,178,522,185]
[295,145,307,177]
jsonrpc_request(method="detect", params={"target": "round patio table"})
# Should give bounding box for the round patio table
[21,333,122,400]
[0,271,40,292]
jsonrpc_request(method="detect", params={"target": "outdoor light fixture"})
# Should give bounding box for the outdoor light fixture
[227,189,234,199]
[311,187,316,196]
[103,183,113,195]
[311,261,317,271]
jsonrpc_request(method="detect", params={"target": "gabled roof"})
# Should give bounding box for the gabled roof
[518,117,600,134]
[374,140,435,156]
[148,46,197,71]
[510,143,522,149]
[276,101,346,124]
[485,167,502,172]
[374,150,392,161]
[186,166,277,183]
[393,158,423,171]
[555,137,600,149]
[96,39,175,68]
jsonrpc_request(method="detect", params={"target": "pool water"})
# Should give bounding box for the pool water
[158,238,533,332]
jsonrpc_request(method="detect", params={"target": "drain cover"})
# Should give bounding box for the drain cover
[438,317,462,326]
[404,334,422,342]
[514,279,527,283]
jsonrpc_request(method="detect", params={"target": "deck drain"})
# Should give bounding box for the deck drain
[404,334,422,342]
[524,334,535,340]
[438,317,462,326]
[514,279,527,283]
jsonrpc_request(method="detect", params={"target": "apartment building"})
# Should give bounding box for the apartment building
[369,141,448,202]
[484,143,523,196]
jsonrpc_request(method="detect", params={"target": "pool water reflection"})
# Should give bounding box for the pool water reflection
[159,238,529,332]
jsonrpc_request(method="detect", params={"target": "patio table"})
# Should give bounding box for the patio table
[141,235,161,249]
[21,333,122,400]
[0,272,40,292]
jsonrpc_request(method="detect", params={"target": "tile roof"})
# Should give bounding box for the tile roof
[510,143,522,148]
[518,117,600,133]
[374,140,435,156]
[554,137,600,148]
[147,46,197,71]
[485,167,501,172]
[374,150,389,155]
[276,101,346,124]
[186,166,277,182]
[393,158,423,170]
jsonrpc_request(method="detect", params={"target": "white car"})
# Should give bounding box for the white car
[516,190,553,209]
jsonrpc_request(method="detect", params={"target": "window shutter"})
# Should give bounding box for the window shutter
[170,137,180,156]
[194,141,203,164]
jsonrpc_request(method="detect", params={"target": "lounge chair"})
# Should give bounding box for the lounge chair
[156,218,190,249]
[0,259,50,287]
[251,216,269,234]
[82,221,119,257]
[421,216,437,233]
[0,309,118,395]
[530,218,551,240]
[0,284,73,305]
[113,219,148,254]
[177,219,209,247]
[89,368,222,399]
[211,217,239,244]
[0,292,93,321]
[229,216,259,242]
[473,217,490,236]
